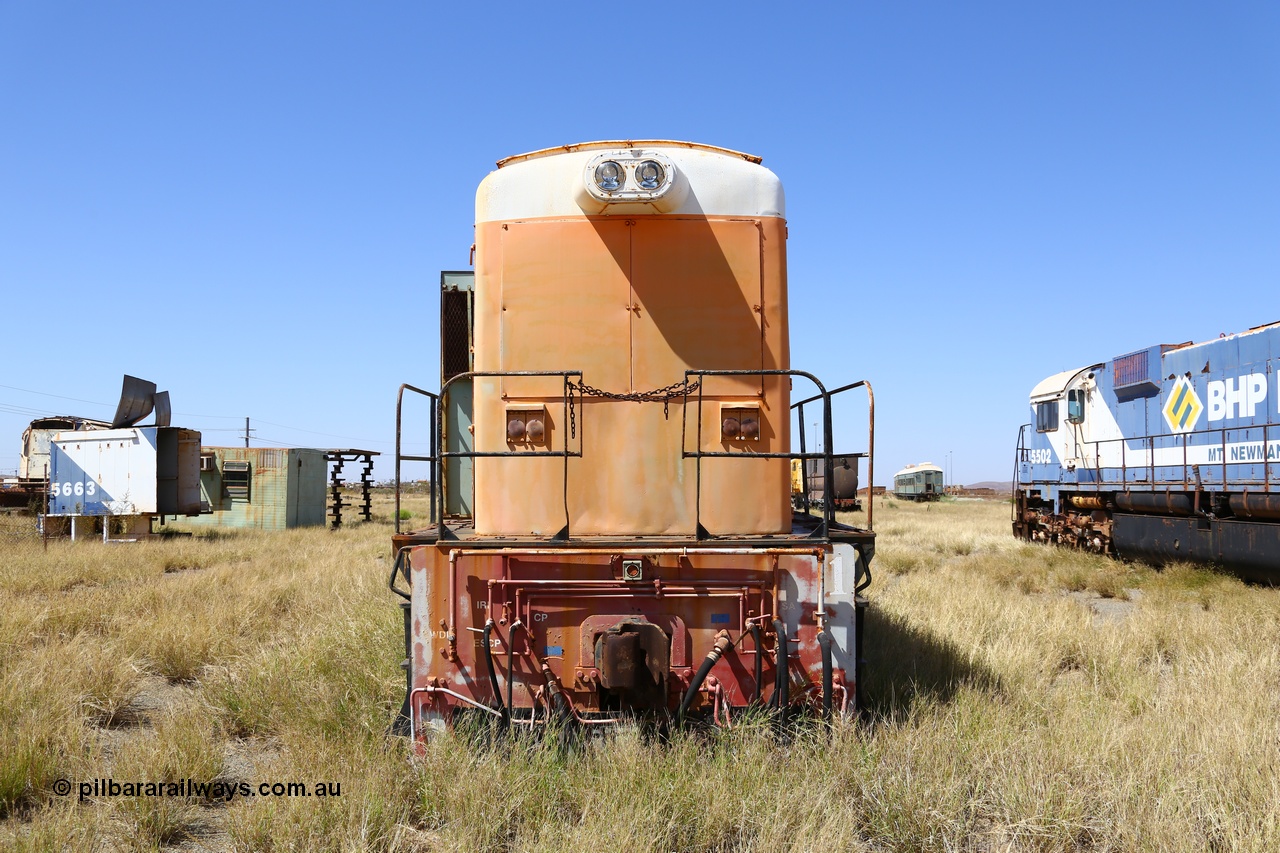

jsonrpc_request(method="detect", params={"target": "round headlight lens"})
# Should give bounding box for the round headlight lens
[594,161,624,192]
[635,160,665,190]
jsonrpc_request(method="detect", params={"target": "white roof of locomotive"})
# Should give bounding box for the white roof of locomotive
[476,140,785,223]
[1029,367,1090,402]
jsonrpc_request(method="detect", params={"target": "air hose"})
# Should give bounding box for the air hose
[772,619,789,714]
[852,548,870,714]
[482,622,508,724]
[542,663,573,725]
[750,623,763,705]
[677,631,733,724]
[817,629,833,723]
[506,623,517,721]
[854,548,872,594]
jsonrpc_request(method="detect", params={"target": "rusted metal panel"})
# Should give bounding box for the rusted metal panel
[472,216,790,537]
[405,542,860,734]
[496,220,631,395]
[183,447,327,530]
[629,218,764,395]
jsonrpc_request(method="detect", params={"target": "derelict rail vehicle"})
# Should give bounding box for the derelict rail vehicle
[892,462,944,502]
[1014,321,1280,583]
[389,141,876,737]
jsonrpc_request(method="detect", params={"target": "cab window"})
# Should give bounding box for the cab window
[1036,400,1058,433]
[1066,389,1085,424]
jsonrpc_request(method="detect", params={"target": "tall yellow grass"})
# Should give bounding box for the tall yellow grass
[1,495,1277,851]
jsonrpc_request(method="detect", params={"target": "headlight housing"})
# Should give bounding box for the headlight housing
[593,161,624,192]
[635,160,665,190]
[582,151,677,203]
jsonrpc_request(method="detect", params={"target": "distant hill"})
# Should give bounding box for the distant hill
[965,481,1012,493]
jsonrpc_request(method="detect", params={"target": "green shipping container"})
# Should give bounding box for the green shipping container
[184,447,328,529]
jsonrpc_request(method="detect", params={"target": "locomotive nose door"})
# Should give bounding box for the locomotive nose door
[628,218,764,395]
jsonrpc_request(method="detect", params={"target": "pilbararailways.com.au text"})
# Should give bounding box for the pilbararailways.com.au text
[57,778,341,803]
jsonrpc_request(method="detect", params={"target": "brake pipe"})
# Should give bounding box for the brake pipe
[743,614,778,708]
[749,623,763,704]
[409,687,502,742]
[817,629,833,724]
[481,622,506,722]
[704,676,732,728]
[541,661,573,725]
[511,619,578,727]
[772,619,789,714]
[833,678,850,716]
[677,629,733,725]
[445,550,459,661]
[418,686,503,718]
[506,620,519,716]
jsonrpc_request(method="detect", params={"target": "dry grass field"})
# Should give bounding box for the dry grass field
[1,496,1277,851]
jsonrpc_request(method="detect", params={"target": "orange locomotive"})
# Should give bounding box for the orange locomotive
[390,141,875,736]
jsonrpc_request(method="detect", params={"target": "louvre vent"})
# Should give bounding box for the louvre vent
[441,289,472,381]
[1112,348,1161,399]
[1113,350,1150,387]
[222,460,251,500]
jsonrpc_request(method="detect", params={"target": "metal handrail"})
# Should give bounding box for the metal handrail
[793,379,876,530]
[399,368,875,543]
[1016,421,1279,493]
[395,384,438,535]
[435,370,584,539]
[681,369,875,539]
[1011,423,1029,521]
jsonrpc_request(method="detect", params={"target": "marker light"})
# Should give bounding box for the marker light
[594,161,624,192]
[635,160,665,190]
[526,419,545,442]
[722,418,741,439]
[508,419,526,441]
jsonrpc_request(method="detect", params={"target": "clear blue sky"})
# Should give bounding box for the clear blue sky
[3,2,1278,486]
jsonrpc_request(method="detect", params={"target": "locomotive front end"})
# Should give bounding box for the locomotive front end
[1012,322,1280,582]
[391,141,875,737]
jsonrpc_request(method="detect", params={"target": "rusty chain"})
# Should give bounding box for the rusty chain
[566,378,700,438]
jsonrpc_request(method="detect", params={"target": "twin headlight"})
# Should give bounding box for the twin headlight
[584,152,676,202]
[634,160,666,190]
[594,161,625,192]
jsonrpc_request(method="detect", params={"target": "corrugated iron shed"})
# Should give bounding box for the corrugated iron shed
[182,447,327,530]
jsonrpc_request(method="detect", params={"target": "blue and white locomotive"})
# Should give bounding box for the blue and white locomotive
[1014,321,1280,583]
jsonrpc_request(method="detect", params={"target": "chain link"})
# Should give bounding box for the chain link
[566,378,700,438]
